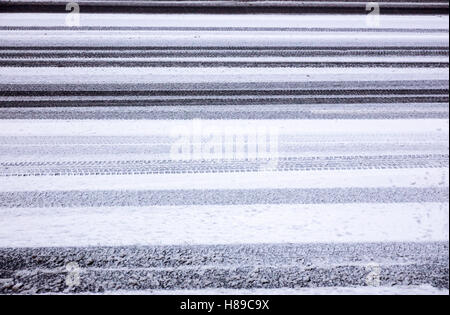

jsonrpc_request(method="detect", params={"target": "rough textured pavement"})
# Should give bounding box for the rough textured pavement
[0,242,448,294]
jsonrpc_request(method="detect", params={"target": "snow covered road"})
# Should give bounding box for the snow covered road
[0,4,448,294]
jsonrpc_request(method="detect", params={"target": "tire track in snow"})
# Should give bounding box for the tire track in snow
[0,154,448,177]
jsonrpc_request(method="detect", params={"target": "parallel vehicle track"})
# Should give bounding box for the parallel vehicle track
[0,154,448,176]
[1,242,448,294]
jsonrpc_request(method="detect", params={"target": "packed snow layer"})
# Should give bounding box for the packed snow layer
[0,14,448,29]
[0,130,446,162]
[1,68,448,84]
[1,142,447,162]
[0,202,447,247]
[2,32,447,47]
[0,168,448,192]
[0,119,447,136]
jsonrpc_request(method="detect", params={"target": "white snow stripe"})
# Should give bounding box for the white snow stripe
[0,14,448,30]
[0,119,447,136]
[0,168,447,192]
[0,68,448,84]
[1,32,448,48]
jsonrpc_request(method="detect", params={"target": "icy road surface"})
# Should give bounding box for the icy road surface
[0,10,448,294]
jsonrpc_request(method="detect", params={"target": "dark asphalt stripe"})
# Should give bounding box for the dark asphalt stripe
[0,61,448,67]
[0,188,447,207]
[1,26,448,33]
[1,108,448,119]
[1,80,447,92]
[2,89,447,97]
[3,0,448,4]
[1,96,448,107]
[1,3,448,15]
[1,241,449,292]
[1,155,448,176]
[3,0,448,5]
[1,50,448,58]
[2,241,448,293]
[2,263,449,293]
[1,241,447,270]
